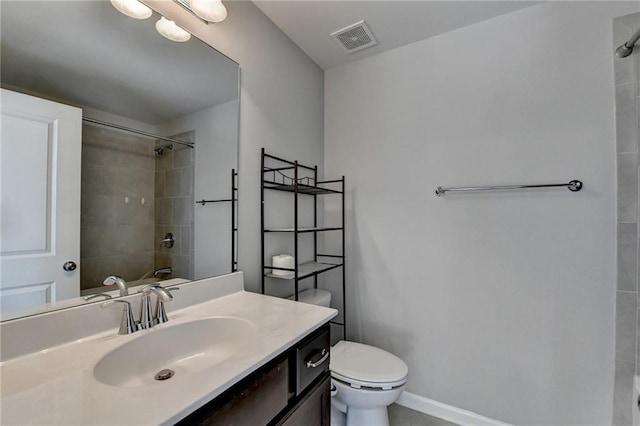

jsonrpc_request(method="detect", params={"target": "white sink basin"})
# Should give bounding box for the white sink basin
[93,316,256,388]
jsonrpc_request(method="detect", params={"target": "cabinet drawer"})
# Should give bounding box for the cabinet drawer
[296,327,330,395]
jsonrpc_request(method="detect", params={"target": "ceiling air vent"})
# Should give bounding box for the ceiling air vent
[330,21,378,54]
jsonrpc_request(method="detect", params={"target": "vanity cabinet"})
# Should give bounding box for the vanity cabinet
[177,324,331,426]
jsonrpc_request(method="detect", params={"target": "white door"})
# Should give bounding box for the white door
[0,89,82,311]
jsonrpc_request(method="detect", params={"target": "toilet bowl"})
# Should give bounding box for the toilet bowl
[330,341,408,426]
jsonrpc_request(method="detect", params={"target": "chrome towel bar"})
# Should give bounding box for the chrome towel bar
[435,180,583,196]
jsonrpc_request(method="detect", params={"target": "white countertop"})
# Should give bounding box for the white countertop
[0,289,337,425]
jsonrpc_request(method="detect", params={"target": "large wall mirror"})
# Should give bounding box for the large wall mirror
[0,1,239,321]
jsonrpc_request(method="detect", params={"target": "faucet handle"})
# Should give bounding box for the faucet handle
[138,285,178,326]
[84,293,112,301]
[155,286,180,325]
[138,285,171,328]
[101,300,138,335]
[141,284,174,301]
[141,283,166,293]
[165,286,180,294]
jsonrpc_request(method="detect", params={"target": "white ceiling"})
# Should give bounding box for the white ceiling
[253,1,542,70]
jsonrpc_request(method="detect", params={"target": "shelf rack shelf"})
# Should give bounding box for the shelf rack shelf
[263,181,343,195]
[264,227,343,233]
[261,149,346,340]
[265,261,344,280]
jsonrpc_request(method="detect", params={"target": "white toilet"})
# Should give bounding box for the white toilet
[288,289,408,426]
[330,341,408,426]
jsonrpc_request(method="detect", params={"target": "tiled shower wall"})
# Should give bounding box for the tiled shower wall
[80,125,155,290]
[613,12,640,426]
[154,131,195,280]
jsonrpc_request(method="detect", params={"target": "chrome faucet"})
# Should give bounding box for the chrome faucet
[154,267,172,277]
[100,300,138,335]
[139,284,175,329]
[103,275,128,296]
[102,285,179,335]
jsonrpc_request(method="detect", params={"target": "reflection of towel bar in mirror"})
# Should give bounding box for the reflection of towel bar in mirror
[195,169,238,273]
[435,180,583,196]
[197,199,232,205]
[197,168,238,206]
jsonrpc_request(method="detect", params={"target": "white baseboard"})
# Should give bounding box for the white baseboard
[396,391,513,426]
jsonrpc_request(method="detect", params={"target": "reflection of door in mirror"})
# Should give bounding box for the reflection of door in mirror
[0,89,82,310]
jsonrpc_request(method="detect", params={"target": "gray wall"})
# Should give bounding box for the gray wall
[80,124,155,289]
[325,2,639,424]
[613,11,640,426]
[146,0,325,293]
[159,101,239,280]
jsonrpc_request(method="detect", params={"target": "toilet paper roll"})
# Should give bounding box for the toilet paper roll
[272,254,295,277]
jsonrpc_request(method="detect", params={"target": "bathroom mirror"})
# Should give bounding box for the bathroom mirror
[0,1,239,321]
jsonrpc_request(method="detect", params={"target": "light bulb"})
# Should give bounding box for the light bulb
[110,0,152,19]
[155,17,191,42]
[190,0,227,23]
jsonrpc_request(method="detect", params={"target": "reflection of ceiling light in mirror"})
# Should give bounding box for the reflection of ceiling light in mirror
[110,0,152,19]
[190,0,227,23]
[155,17,192,42]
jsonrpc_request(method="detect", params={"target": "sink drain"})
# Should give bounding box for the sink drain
[154,369,175,381]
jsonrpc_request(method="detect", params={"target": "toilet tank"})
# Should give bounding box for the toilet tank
[288,289,331,308]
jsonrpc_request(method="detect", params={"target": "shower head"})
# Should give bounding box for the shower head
[617,28,640,59]
[616,43,634,58]
[154,144,173,155]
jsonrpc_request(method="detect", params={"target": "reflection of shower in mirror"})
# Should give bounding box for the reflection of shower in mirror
[615,27,640,58]
[154,144,173,155]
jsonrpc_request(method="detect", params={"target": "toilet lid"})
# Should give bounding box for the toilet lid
[330,341,408,387]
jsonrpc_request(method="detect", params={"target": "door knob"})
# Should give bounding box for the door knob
[63,261,77,271]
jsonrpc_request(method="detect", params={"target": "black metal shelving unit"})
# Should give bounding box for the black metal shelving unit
[261,149,346,340]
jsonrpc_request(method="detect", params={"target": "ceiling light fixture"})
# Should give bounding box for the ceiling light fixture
[109,0,152,20]
[155,17,192,42]
[189,0,227,23]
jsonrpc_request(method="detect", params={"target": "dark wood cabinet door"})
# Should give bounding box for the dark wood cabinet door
[180,358,289,426]
[277,372,331,426]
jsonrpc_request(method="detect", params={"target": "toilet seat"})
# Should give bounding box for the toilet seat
[331,371,407,390]
[330,341,408,390]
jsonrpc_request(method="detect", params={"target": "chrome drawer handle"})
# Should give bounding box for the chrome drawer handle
[305,348,329,368]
